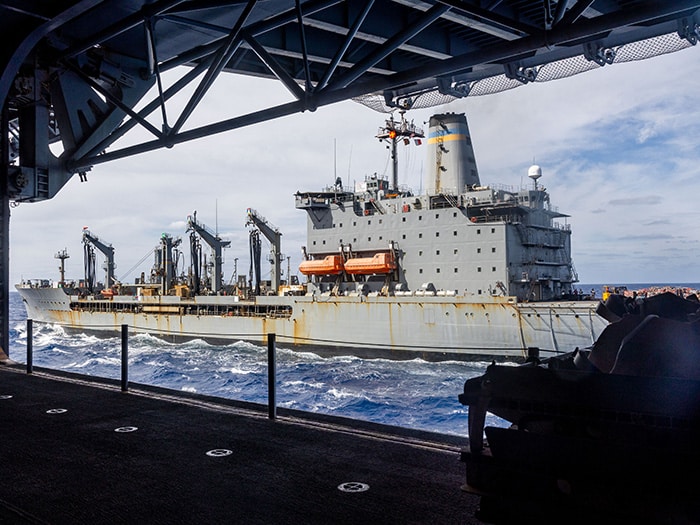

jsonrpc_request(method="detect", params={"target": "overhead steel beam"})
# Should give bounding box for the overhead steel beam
[60,0,189,61]
[355,0,700,97]
[432,0,534,36]
[0,0,104,110]
[170,0,258,135]
[67,1,700,173]
[295,0,314,94]
[158,0,344,73]
[333,3,451,89]
[62,60,165,140]
[69,99,308,171]
[317,0,375,90]
[242,32,306,100]
[82,59,212,160]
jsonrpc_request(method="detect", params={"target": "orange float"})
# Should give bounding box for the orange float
[344,252,396,275]
[299,255,345,276]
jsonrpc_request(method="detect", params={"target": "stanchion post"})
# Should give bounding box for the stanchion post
[121,324,128,392]
[526,346,540,363]
[26,319,33,374]
[267,333,276,420]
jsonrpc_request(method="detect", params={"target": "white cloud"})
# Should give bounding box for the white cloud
[10,44,700,287]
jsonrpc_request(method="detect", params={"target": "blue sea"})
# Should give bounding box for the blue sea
[6,292,497,437]
[9,283,697,437]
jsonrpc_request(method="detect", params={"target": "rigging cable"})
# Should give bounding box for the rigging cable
[118,248,155,283]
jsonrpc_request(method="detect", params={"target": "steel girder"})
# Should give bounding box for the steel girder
[0,0,698,202]
[0,0,700,201]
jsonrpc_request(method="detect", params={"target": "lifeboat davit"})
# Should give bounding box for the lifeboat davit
[344,252,396,275]
[299,255,344,276]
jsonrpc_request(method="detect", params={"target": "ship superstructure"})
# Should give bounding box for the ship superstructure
[16,113,605,360]
[296,113,575,302]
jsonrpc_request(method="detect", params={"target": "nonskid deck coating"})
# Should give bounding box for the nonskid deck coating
[0,365,481,524]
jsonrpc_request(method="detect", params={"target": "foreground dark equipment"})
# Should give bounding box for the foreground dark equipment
[459,292,700,523]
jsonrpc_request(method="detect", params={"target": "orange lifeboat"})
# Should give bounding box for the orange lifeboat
[343,252,396,275]
[299,255,344,276]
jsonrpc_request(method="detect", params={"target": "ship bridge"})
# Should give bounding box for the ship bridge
[2,1,700,352]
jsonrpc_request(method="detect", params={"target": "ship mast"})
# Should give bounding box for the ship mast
[55,248,69,287]
[376,111,424,192]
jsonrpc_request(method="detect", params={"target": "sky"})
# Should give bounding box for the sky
[10,43,700,288]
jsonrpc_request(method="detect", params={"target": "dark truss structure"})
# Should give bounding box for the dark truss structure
[1,0,699,352]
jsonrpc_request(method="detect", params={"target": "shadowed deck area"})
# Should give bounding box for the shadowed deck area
[0,365,480,524]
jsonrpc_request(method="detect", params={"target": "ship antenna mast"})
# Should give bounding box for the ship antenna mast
[376,110,424,192]
[55,248,70,287]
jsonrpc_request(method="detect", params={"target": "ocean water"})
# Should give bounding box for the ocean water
[12,283,692,436]
[7,292,505,437]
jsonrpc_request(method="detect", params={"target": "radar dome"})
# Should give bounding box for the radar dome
[527,164,542,181]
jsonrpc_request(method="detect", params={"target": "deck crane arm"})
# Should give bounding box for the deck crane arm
[246,208,282,293]
[186,212,231,294]
[82,229,116,287]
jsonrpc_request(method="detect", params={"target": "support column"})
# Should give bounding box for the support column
[0,104,10,357]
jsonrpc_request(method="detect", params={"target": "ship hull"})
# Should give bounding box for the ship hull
[16,286,606,361]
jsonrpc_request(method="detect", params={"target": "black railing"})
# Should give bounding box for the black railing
[25,319,281,420]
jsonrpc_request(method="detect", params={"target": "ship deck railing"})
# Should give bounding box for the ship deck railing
[69,301,293,319]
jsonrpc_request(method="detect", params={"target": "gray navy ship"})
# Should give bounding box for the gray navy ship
[17,112,607,360]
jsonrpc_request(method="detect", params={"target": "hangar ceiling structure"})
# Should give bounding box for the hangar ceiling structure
[1,0,700,354]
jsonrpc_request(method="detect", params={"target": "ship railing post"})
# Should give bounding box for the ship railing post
[26,319,33,374]
[267,333,276,420]
[121,324,128,392]
[526,346,540,363]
